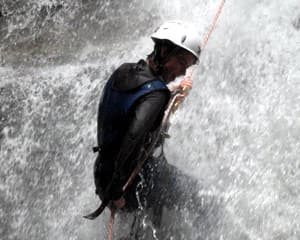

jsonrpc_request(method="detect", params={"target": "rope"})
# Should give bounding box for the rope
[202,0,225,49]
[108,209,116,240]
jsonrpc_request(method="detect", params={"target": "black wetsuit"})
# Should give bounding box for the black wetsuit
[93,60,208,240]
[94,59,171,210]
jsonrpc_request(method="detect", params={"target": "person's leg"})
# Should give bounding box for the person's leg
[146,155,201,211]
[117,154,222,239]
[145,155,224,239]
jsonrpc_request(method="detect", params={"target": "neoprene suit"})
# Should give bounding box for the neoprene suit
[94,59,171,209]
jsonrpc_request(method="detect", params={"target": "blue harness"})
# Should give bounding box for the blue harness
[97,78,169,149]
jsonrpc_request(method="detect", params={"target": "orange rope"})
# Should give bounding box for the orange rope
[108,209,116,240]
[202,0,225,49]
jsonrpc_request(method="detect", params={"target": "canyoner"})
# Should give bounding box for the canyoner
[84,1,225,239]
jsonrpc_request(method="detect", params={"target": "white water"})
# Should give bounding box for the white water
[0,0,299,239]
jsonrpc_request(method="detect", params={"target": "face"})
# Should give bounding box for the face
[162,50,196,83]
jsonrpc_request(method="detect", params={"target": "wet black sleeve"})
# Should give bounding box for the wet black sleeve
[110,90,169,200]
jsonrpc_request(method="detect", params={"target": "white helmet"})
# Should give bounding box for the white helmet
[151,20,202,60]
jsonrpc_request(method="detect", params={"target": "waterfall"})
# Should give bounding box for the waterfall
[1,0,299,239]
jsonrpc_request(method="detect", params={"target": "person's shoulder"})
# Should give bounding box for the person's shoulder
[114,60,142,75]
[111,60,152,91]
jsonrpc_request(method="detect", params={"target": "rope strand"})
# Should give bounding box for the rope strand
[108,209,116,240]
[202,0,225,49]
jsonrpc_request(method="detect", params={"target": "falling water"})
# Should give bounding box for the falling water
[1,0,299,239]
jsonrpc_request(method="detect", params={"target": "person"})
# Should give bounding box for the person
[88,20,202,219]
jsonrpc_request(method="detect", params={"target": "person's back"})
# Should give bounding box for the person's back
[94,59,170,209]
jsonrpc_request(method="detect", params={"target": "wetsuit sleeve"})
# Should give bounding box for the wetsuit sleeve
[110,90,169,200]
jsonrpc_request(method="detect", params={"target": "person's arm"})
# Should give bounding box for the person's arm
[109,90,169,200]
